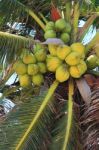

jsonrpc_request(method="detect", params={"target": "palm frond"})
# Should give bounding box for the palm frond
[0,85,57,150]
[82,85,99,149]
[0,0,25,27]
[0,31,34,65]
[95,0,99,7]
[0,0,46,30]
[21,0,51,13]
[15,80,59,150]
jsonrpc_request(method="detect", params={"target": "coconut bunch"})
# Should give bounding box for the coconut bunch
[13,44,47,87]
[46,43,87,82]
[44,18,71,44]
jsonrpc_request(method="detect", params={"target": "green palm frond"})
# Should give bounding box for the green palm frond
[15,80,58,150]
[20,0,51,13]
[0,31,34,65]
[0,0,46,30]
[0,0,25,27]
[95,0,99,6]
[0,84,57,150]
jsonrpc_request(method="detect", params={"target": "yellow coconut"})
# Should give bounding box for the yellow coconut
[35,49,46,62]
[57,45,71,60]
[22,53,36,64]
[69,66,81,78]
[32,74,44,86]
[19,74,31,87]
[28,64,39,75]
[48,44,58,56]
[77,60,87,75]
[46,55,62,72]
[56,64,69,82]
[71,43,85,58]
[13,60,27,75]
[38,62,47,74]
[65,52,80,66]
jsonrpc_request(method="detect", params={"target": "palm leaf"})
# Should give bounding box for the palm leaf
[0,0,45,30]
[15,80,59,150]
[0,84,58,150]
[0,0,25,27]
[0,31,34,65]
[21,0,51,13]
[82,84,99,149]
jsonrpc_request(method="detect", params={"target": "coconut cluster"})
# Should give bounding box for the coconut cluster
[46,43,87,82]
[44,18,71,44]
[13,44,47,87]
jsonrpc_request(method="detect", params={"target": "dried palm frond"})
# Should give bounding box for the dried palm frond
[82,83,99,150]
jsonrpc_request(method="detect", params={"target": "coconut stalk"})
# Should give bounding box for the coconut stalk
[65,0,71,23]
[62,78,74,150]
[39,12,48,24]
[71,1,80,43]
[25,8,46,31]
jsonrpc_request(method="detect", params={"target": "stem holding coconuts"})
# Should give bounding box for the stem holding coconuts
[39,12,48,24]
[65,0,71,23]
[71,2,80,43]
[62,78,74,150]
[26,9,46,31]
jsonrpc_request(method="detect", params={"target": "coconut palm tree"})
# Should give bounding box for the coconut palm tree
[0,0,99,150]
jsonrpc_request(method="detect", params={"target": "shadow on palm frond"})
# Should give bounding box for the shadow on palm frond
[49,100,82,150]
[0,0,50,29]
[0,0,26,27]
